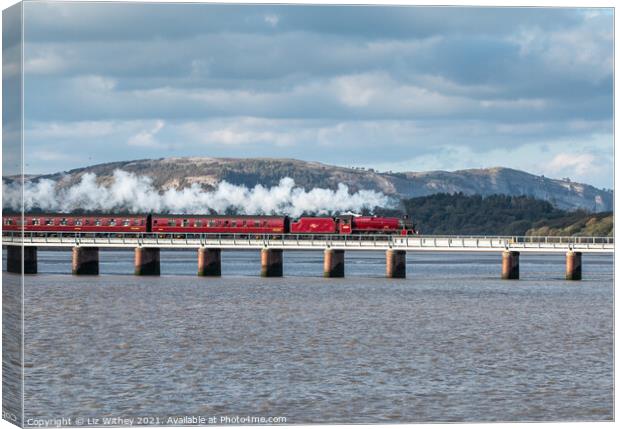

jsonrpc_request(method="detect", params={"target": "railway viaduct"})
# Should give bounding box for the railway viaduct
[3,233,614,280]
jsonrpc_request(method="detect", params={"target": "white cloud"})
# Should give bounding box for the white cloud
[204,128,290,146]
[31,149,81,162]
[329,72,473,114]
[548,153,596,177]
[333,74,378,107]
[127,120,165,148]
[24,50,65,74]
[26,120,120,139]
[178,118,300,147]
[264,14,279,27]
[480,98,547,110]
[74,74,117,91]
[412,73,499,98]
[512,14,612,82]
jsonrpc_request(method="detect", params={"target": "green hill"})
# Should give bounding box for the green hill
[526,212,613,237]
[377,193,613,236]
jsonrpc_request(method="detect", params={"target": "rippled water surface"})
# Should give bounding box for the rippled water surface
[6,250,614,423]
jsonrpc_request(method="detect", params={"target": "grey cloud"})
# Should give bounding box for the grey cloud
[24,68,611,126]
[24,3,590,42]
[16,3,614,187]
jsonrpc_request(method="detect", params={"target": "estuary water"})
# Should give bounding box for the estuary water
[5,250,614,423]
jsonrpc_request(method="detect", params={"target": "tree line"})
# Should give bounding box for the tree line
[375,193,613,236]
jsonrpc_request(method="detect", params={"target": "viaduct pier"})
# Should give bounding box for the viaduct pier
[3,232,613,280]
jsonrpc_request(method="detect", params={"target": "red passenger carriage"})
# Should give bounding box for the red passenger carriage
[150,215,287,234]
[3,213,149,233]
[2,213,415,235]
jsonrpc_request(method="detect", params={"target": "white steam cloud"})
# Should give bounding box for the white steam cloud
[3,169,393,217]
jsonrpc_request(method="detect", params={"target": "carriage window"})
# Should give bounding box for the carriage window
[208,220,215,227]
[75,219,83,226]
[254,221,260,227]
[59,218,68,226]
[231,221,237,227]
[122,219,130,226]
[109,219,116,226]
[168,220,176,226]
[5,218,13,225]
[32,219,40,226]
[134,219,142,225]
[182,219,189,227]
[195,221,202,227]
[84,220,90,225]
[224,221,229,226]
[95,219,101,226]
[45,218,53,225]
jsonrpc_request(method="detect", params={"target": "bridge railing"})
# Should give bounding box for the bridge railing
[1,231,614,246]
[507,235,614,245]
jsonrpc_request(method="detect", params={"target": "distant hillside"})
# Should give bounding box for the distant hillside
[526,212,613,237]
[7,157,613,212]
[377,193,613,236]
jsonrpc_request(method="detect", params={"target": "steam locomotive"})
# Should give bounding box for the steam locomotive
[2,213,416,235]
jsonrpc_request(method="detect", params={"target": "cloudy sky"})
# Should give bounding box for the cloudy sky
[15,3,614,187]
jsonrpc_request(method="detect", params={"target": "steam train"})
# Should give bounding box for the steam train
[2,213,416,235]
